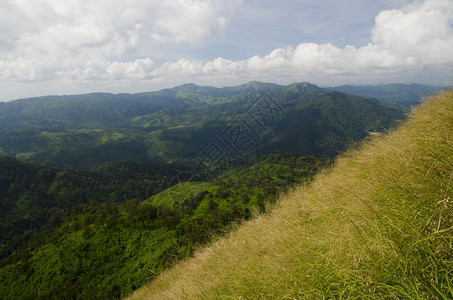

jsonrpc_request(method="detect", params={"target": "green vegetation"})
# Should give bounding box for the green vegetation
[128,90,452,299]
[0,81,438,299]
[0,158,178,264]
[148,182,213,207]
[0,82,403,166]
[0,153,325,299]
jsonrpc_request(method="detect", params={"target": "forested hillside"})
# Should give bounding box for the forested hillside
[0,82,403,166]
[0,154,325,299]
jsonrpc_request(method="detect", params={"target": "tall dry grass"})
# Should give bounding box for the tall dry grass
[128,90,452,299]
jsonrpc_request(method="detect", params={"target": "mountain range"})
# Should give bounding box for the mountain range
[0,81,412,167]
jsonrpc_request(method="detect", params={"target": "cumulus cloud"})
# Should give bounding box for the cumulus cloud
[149,0,453,85]
[0,0,240,82]
[372,0,453,64]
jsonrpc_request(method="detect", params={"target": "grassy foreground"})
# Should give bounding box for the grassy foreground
[128,91,452,299]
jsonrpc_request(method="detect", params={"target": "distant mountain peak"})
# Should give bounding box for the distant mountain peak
[234,81,282,90]
[285,82,321,94]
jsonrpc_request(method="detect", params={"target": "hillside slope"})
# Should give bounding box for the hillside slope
[128,90,452,299]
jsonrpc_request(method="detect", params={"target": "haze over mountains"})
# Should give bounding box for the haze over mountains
[326,83,444,107]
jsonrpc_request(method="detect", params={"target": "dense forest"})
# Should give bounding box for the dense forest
[0,153,326,299]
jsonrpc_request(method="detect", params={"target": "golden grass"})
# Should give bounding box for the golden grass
[128,90,453,299]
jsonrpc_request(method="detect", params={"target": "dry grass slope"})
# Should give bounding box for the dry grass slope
[128,91,453,299]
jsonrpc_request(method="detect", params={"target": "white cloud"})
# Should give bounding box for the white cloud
[0,0,240,83]
[372,0,453,64]
[149,1,231,45]
[147,0,453,86]
[105,58,154,80]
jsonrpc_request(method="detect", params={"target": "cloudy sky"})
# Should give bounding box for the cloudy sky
[0,0,452,101]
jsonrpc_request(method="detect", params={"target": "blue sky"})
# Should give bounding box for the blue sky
[0,0,452,101]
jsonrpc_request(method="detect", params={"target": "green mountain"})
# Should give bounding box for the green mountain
[129,90,453,299]
[0,82,403,167]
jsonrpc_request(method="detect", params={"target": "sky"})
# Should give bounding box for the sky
[0,0,452,101]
